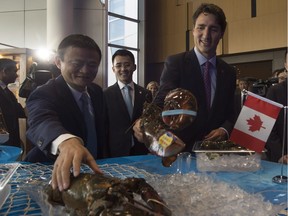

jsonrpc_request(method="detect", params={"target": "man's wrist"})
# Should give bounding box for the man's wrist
[51,134,84,155]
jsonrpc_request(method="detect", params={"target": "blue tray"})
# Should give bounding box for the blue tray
[0,145,22,162]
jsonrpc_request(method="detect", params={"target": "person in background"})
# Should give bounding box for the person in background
[24,34,107,191]
[265,50,287,163]
[104,49,152,157]
[133,3,236,152]
[146,81,159,99]
[277,69,287,84]
[0,59,26,149]
[234,77,249,121]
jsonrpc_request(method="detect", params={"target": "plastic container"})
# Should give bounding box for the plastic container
[193,141,261,172]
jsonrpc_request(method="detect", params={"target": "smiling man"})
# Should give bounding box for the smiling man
[133,3,236,152]
[25,34,107,191]
[104,49,151,157]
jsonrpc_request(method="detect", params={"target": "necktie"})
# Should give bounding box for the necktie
[81,92,97,158]
[123,85,133,118]
[203,61,211,109]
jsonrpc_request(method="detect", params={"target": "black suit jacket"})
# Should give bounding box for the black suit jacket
[154,49,236,152]
[0,87,26,147]
[234,92,243,122]
[265,80,287,162]
[25,75,107,162]
[104,83,151,157]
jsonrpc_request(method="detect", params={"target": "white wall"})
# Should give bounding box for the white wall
[0,0,107,86]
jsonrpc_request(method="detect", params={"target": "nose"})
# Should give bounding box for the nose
[80,64,90,73]
[203,28,210,38]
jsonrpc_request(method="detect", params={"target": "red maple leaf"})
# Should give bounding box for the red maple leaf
[246,115,266,132]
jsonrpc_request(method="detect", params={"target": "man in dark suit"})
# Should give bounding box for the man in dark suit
[134,3,236,152]
[265,50,287,163]
[0,59,26,148]
[25,34,106,191]
[234,77,249,121]
[104,49,151,157]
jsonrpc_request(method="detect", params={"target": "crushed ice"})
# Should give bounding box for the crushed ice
[146,173,284,216]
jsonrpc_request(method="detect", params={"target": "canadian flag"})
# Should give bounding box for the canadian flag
[230,91,283,153]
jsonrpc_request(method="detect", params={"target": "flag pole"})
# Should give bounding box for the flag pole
[272,106,287,184]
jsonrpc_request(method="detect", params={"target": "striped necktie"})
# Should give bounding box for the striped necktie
[203,61,211,110]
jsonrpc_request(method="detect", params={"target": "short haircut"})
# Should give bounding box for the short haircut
[192,3,227,33]
[238,77,248,83]
[0,58,17,70]
[57,34,102,61]
[112,49,135,64]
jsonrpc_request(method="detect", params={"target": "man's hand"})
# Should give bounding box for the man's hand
[278,155,288,164]
[51,138,102,191]
[204,128,227,141]
[133,119,144,143]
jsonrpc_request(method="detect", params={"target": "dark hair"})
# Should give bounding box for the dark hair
[57,34,102,61]
[238,77,248,82]
[0,58,17,70]
[112,49,135,64]
[192,3,227,33]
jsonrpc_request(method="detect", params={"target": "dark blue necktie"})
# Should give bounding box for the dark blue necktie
[123,85,133,118]
[81,92,97,158]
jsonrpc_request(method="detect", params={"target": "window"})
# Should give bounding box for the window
[107,0,142,87]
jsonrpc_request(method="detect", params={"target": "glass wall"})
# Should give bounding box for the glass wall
[107,0,140,86]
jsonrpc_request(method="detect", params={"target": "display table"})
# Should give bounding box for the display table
[0,154,287,215]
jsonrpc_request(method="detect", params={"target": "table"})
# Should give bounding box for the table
[0,154,287,215]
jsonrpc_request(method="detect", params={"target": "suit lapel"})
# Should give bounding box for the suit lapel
[55,76,85,127]
[133,85,143,118]
[185,50,208,111]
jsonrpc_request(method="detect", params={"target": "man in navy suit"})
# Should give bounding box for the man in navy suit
[104,49,151,157]
[25,34,107,191]
[134,3,236,152]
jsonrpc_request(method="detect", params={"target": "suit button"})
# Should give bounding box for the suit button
[37,139,43,147]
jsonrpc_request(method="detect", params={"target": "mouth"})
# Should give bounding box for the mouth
[76,75,92,82]
[200,39,210,46]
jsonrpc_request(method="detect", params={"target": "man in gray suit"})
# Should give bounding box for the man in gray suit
[104,49,152,157]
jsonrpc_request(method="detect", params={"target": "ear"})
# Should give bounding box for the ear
[132,64,137,72]
[54,56,62,69]
[112,66,116,73]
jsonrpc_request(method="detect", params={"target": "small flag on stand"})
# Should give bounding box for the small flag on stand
[230,91,283,153]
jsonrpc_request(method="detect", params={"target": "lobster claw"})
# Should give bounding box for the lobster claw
[140,88,198,167]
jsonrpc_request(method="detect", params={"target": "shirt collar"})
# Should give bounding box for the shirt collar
[118,80,134,90]
[194,47,217,68]
[0,80,6,90]
[67,83,86,101]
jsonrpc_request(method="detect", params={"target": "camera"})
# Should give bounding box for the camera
[19,62,60,98]
[251,78,278,97]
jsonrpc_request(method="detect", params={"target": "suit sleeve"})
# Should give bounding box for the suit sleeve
[265,86,283,162]
[153,54,183,108]
[26,86,70,156]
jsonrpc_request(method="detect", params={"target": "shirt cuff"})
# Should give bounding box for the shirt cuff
[51,134,84,155]
[219,127,229,139]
